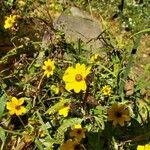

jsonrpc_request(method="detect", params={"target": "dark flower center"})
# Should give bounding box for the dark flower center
[15,105,21,110]
[47,66,52,72]
[76,129,82,134]
[115,111,122,118]
[64,102,68,107]
[75,74,83,82]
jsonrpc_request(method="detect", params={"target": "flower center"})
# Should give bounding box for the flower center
[15,105,21,110]
[105,89,109,93]
[8,19,13,24]
[76,129,82,134]
[115,112,122,118]
[46,66,52,72]
[75,74,83,82]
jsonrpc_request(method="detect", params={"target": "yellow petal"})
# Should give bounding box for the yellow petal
[74,81,86,93]
[6,102,14,110]
[11,97,19,105]
[9,110,15,115]
[65,83,74,91]
[15,106,26,116]
[18,98,24,105]
[137,145,145,150]
[145,144,150,150]
[58,106,69,117]
[74,124,82,129]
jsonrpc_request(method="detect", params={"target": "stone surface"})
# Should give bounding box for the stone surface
[54,7,103,49]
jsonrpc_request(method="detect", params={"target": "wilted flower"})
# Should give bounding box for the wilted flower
[60,139,84,150]
[63,63,91,93]
[107,103,131,126]
[6,97,26,116]
[70,124,86,141]
[4,15,16,29]
[42,59,55,77]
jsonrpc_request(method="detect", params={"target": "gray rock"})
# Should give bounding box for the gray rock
[54,7,103,49]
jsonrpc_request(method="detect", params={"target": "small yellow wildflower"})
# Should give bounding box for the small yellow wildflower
[137,144,150,150]
[4,15,16,29]
[90,54,101,63]
[58,104,70,117]
[6,97,26,116]
[63,63,91,93]
[70,124,86,141]
[107,103,131,126]
[51,85,59,94]
[42,59,55,77]
[60,139,83,150]
[101,85,112,96]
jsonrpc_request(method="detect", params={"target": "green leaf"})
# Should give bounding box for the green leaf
[34,138,45,150]
[0,127,6,143]
[7,0,14,6]
[0,93,7,119]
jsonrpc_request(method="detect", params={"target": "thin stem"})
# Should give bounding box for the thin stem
[2,128,22,135]
[18,116,25,128]
[37,74,45,90]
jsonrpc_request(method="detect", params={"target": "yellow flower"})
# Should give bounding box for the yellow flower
[42,59,55,77]
[63,63,91,93]
[107,103,131,126]
[70,124,86,141]
[137,144,150,150]
[51,85,59,94]
[4,15,16,29]
[6,97,26,116]
[58,105,70,117]
[60,139,83,150]
[90,54,101,63]
[101,85,112,96]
